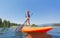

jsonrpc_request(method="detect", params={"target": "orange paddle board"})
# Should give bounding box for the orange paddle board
[21,26,52,32]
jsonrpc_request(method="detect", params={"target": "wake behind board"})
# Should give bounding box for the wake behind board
[21,26,52,32]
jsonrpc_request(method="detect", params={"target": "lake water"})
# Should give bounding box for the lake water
[0,26,60,38]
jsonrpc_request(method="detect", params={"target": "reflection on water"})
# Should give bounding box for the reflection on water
[24,32,52,38]
[0,26,60,38]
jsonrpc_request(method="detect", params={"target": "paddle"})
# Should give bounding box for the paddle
[15,19,27,32]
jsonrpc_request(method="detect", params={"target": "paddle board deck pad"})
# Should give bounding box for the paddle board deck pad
[21,26,52,33]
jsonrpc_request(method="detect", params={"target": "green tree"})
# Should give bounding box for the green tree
[7,21,10,27]
[3,20,8,28]
[0,18,2,27]
[31,24,37,27]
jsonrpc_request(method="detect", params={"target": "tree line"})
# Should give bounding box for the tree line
[1,18,60,28]
[0,18,38,28]
[0,18,20,28]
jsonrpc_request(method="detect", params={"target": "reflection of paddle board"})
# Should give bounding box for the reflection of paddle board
[21,26,52,32]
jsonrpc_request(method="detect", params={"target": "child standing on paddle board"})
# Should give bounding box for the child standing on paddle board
[26,10,30,26]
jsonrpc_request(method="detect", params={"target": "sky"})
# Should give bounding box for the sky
[0,0,60,25]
